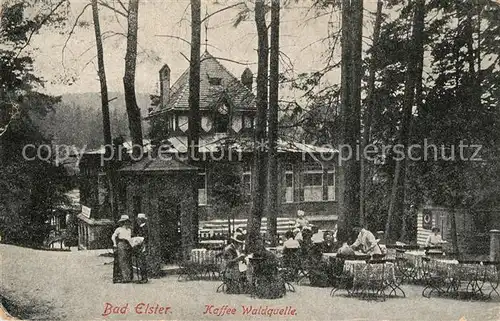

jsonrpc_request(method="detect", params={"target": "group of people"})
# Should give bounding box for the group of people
[283,210,386,257]
[221,230,285,298]
[111,213,149,284]
[109,208,446,286]
[282,210,337,254]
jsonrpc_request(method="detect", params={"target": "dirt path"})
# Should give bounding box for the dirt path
[1,244,500,321]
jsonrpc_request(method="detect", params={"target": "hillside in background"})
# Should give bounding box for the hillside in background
[39,92,151,149]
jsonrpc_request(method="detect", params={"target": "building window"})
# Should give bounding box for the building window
[133,195,142,216]
[197,173,207,206]
[327,168,335,201]
[284,164,294,203]
[303,163,323,202]
[209,77,222,86]
[243,115,254,129]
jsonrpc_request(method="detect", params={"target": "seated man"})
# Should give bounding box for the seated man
[322,231,336,253]
[350,226,382,256]
[311,226,325,244]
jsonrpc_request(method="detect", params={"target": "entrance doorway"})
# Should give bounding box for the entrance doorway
[158,197,181,263]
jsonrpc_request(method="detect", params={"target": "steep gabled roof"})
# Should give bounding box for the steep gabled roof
[152,51,255,115]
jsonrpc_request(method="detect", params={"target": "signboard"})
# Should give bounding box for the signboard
[422,209,432,230]
[82,205,91,218]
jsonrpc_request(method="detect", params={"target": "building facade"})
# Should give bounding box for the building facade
[78,51,339,264]
[146,51,339,229]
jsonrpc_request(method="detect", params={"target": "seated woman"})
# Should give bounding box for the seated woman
[425,227,446,255]
[222,233,247,294]
[294,210,309,229]
[425,227,445,247]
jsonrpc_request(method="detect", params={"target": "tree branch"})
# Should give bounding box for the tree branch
[115,0,128,14]
[15,0,67,59]
[98,0,127,18]
[201,2,245,23]
[155,34,191,46]
[0,102,20,137]
[180,52,190,63]
[202,56,256,65]
[62,3,92,69]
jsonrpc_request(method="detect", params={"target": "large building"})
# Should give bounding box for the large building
[146,51,339,222]
[78,51,339,265]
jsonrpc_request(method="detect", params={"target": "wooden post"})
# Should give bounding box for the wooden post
[490,229,500,262]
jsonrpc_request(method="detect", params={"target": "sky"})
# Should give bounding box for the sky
[28,0,382,96]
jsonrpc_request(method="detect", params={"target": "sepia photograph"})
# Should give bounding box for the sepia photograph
[0,0,499,320]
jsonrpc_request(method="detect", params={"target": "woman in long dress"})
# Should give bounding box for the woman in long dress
[222,233,247,293]
[111,215,133,283]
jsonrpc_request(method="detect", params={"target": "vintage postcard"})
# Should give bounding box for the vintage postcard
[1,0,500,320]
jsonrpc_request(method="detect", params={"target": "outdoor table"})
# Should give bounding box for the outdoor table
[329,256,400,301]
[396,250,426,283]
[179,249,223,281]
[421,257,500,299]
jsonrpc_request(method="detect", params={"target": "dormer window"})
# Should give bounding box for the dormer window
[209,77,222,86]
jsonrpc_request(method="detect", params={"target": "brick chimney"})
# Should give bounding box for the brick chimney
[159,64,170,108]
[241,68,253,90]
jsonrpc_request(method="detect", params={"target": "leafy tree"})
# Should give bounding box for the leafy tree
[0,0,71,246]
[210,163,246,236]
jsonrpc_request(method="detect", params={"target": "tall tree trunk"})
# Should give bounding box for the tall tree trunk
[188,0,201,161]
[340,0,362,240]
[123,0,143,158]
[247,0,268,253]
[359,0,382,226]
[386,0,425,242]
[267,0,280,247]
[449,201,459,255]
[336,0,353,243]
[91,0,111,149]
[92,0,114,219]
[188,0,201,246]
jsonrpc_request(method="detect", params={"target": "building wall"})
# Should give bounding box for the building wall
[197,156,338,228]
[119,172,198,265]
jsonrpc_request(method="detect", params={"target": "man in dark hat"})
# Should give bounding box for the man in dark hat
[134,213,149,283]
